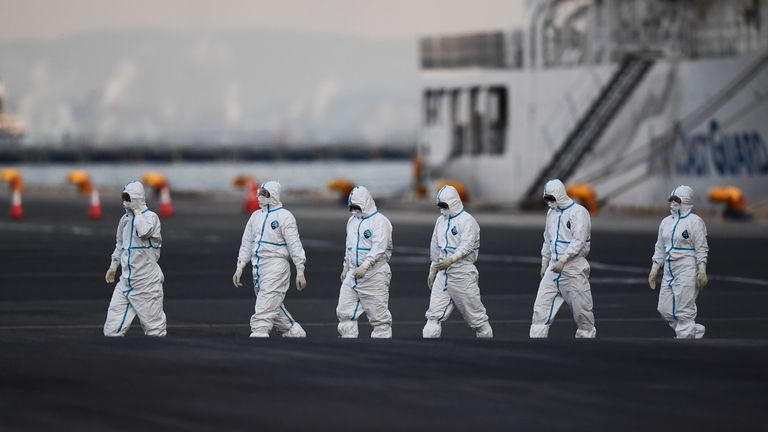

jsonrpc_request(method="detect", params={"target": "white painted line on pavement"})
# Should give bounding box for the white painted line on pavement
[2,316,768,331]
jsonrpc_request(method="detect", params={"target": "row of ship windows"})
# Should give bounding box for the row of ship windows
[423,86,509,156]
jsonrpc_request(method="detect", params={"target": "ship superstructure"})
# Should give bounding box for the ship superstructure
[418,0,768,209]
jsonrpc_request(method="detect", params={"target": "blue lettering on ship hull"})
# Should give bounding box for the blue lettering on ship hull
[670,120,768,177]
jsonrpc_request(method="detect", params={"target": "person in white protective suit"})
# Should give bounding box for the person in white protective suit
[232,180,308,338]
[336,186,394,338]
[103,181,167,336]
[648,185,709,339]
[530,179,596,338]
[423,185,493,338]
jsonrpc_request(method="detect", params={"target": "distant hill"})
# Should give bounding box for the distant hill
[0,29,419,147]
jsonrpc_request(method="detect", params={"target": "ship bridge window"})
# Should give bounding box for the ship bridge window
[423,89,443,125]
[469,87,484,155]
[443,86,507,158]
[450,90,466,157]
[487,86,508,155]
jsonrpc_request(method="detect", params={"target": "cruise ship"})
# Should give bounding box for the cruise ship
[417,0,768,211]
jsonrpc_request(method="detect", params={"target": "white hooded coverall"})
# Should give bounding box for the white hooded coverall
[530,179,596,338]
[237,181,307,337]
[423,185,493,338]
[336,186,394,338]
[652,185,708,339]
[104,181,167,336]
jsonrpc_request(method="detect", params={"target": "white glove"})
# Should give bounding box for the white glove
[232,261,246,288]
[427,266,437,290]
[648,262,661,290]
[353,260,373,278]
[540,258,550,277]
[434,254,458,271]
[128,198,143,215]
[551,258,568,273]
[697,262,708,290]
[296,265,307,291]
[340,260,349,282]
[105,262,118,283]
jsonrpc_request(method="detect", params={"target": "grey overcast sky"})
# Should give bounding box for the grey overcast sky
[0,0,525,41]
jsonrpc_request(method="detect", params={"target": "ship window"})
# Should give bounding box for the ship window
[423,90,442,125]
[469,87,484,155]
[487,86,508,155]
[450,89,465,157]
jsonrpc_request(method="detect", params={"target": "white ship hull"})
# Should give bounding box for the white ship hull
[419,52,768,211]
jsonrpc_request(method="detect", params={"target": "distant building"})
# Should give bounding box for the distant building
[0,80,24,146]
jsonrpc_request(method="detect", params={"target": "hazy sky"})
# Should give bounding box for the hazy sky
[0,0,525,42]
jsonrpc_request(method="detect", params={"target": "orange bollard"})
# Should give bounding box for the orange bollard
[9,188,23,219]
[142,172,173,217]
[708,185,752,220]
[158,186,173,218]
[244,180,260,213]
[327,178,355,206]
[142,172,167,191]
[233,175,260,213]
[566,183,599,214]
[66,170,93,196]
[2,168,24,219]
[88,189,103,220]
[2,168,24,192]
[435,179,469,203]
[412,154,427,199]
[66,170,102,218]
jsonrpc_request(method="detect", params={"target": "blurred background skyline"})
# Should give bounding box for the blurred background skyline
[0,0,524,147]
[1,0,765,213]
[0,0,524,41]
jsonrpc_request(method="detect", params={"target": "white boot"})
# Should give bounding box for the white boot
[282,323,307,338]
[529,324,549,338]
[694,323,706,339]
[422,320,442,338]
[475,322,493,338]
[337,321,359,338]
[249,331,269,338]
[371,324,392,338]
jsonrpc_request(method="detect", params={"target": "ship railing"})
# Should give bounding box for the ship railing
[608,21,766,61]
[420,30,524,69]
[421,17,767,70]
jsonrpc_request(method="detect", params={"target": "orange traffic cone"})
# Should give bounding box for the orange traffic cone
[158,186,174,217]
[9,188,23,219]
[88,189,103,220]
[243,180,260,213]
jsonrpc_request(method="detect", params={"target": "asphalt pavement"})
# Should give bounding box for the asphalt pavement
[1,190,767,431]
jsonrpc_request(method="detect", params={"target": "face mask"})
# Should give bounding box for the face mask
[437,201,450,216]
[258,195,270,207]
[349,203,363,218]
[122,192,132,211]
[670,202,681,214]
[543,194,557,209]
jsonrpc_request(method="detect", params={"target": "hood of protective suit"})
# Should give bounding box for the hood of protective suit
[670,185,694,216]
[348,186,377,217]
[123,181,147,213]
[436,184,464,217]
[260,180,282,208]
[543,179,573,209]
